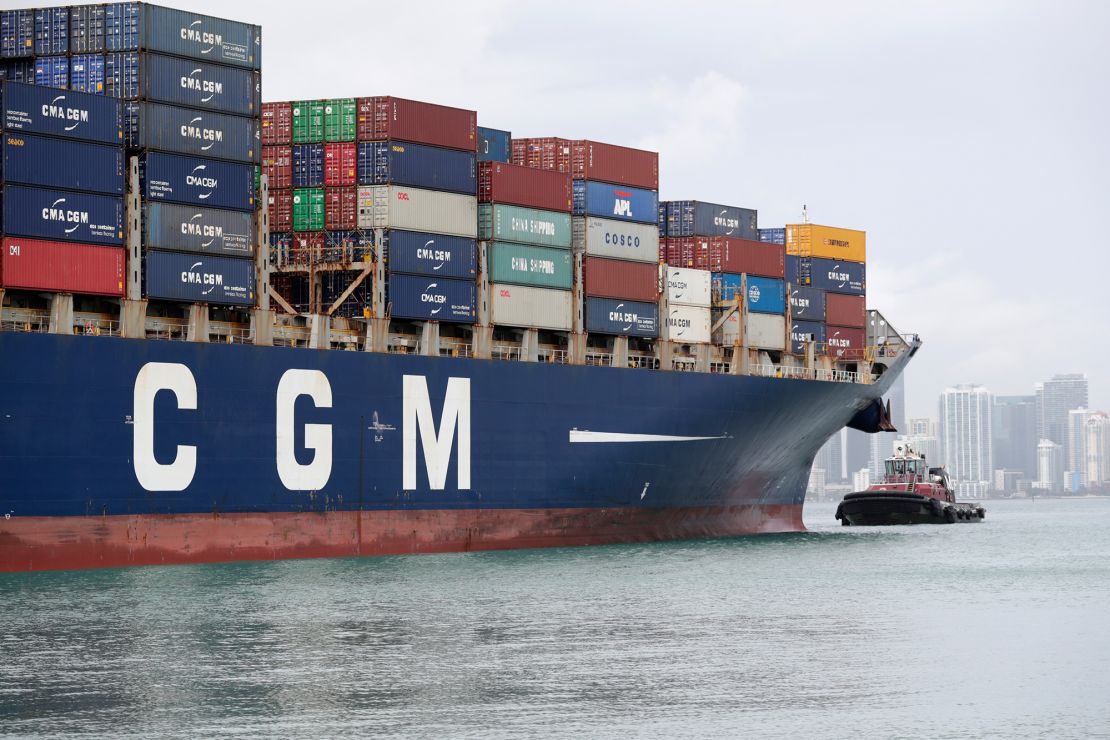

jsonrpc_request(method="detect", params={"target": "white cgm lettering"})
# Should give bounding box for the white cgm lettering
[133,362,197,492]
[276,369,333,490]
[403,375,471,491]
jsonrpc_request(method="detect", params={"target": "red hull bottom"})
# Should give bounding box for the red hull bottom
[0,504,805,572]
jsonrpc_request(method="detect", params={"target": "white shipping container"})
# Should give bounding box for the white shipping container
[490,283,573,331]
[713,311,787,350]
[357,185,478,238]
[665,304,711,344]
[665,266,711,308]
[571,217,659,263]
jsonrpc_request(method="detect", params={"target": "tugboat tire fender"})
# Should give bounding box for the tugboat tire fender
[944,507,957,524]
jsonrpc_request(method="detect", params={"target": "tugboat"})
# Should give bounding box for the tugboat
[835,443,986,525]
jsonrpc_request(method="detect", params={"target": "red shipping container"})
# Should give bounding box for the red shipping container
[570,140,658,190]
[583,257,659,302]
[708,237,784,278]
[825,325,867,359]
[826,293,866,328]
[268,190,292,232]
[356,96,476,151]
[262,102,292,146]
[324,143,357,187]
[291,232,324,264]
[1,238,124,296]
[324,187,357,230]
[662,237,706,269]
[478,161,571,212]
[262,145,292,190]
[511,137,571,172]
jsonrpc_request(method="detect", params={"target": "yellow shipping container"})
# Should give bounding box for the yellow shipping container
[785,224,866,263]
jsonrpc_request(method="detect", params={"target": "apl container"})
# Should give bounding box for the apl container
[1,184,123,245]
[358,141,476,195]
[571,217,658,264]
[665,266,711,308]
[490,283,572,331]
[759,227,785,245]
[478,204,571,249]
[788,286,826,322]
[389,273,476,323]
[324,98,356,142]
[34,55,68,89]
[384,230,477,279]
[785,223,866,263]
[826,293,866,328]
[585,297,658,338]
[488,242,572,290]
[34,7,69,56]
[292,188,324,232]
[705,236,784,277]
[69,54,105,94]
[2,133,124,194]
[573,180,657,224]
[662,200,758,239]
[132,53,260,116]
[262,101,291,145]
[665,304,711,344]
[357,96,476,151]
[133,102,259,163]
[790,320,827,355]
[787,255,866,295]
[826,325,866,359]
[479,161,570,212]
[292,143,324,187]
[0,237,123,296]
[143,202,253,257]
[357,185,477,238]
[141,151,255,212]
[584,257,658,302]
[477,126,510,163]
[69,5,105,54]
[104,4,261,70]
[1,10,33,58]
[144,249,256,306]
[1,80,123,143]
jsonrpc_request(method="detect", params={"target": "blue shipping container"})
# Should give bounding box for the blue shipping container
[144,202,254,258]
[2,133,124,194]
[789,255,866,295]
[34,7,69,55]
[745,276,785,315]
[134,102,259,163]
[105,3,260,70]
[1,81,123,144]
[144,250,256,306]
[324,231,372,262]
[712,272,743,300]
[141,151,255,212]
[790,320,826,355]
[358,141,476,194]
[586,297,659,338]
[0,60,33,84]
[788,285,826,322]
[1,10,33,59]
[663,200,758,239]
[477,126,511,163]
[292,143,324,188]
[1,184,123,245]
[70,5,106,54]
[384,230,477,279]
[70,54,106,95]
[105,52,137,98]
[657,202,667,235]
[759,227,785,245]
[573,181,657,224]
[33,56,68,90]
[389,273,476,323]
[137,53,260,116]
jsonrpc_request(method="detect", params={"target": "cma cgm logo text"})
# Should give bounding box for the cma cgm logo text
[790,291,811,310]
[181,116,224,150]
[182,213,223,247]
[41,95,89,132]
[180,261,223,295]
[613,190,633,217]
[41,198,88,234]
[181,68,223,102]
[714,209,739,232]
[181,20,222,54]
[132,365,471,492]
[421,282,446,313]
[186,165,217,198]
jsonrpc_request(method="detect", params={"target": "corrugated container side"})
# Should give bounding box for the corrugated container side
[357,185,478,238]
[2,133,124,194]
[570,140,658,190]
[68,54,105,95]
[292,187,324,232]
[477,204,571,248]
[790,320,827,355]
[0,237,123,295]
[143,202,253,257]
[389,273,476,323]
[134,5,260,70]
[662,236,702,268]
[135,102,259,163]
[737,312,787,350]
[1,10,33,59]
[745,276,786,315]
[788,285,826,322]
[490,283,572,330]
[826,325,866,359]
[34,8,69,55]
[477,126,510,163]
[324,98,356,142]
[585,296,658,338]
[708,236,784,277]
[69,5,106,54]
[665,304,711,344]
[825,293,866,328]
[664,200,758,239]
[572,217,659,263]
[664,266,711,308]
[0,60,34,84]
[584,257,658,302]
[34,55,68,89]
[261,145,291,189]
[487,242,572,289]
[137,53,259,116]
[261,102,291,145]
[573,180,657,224]
[384,230,477,279]
[324,142,357,187]
[785,223,866,263]
[292,143,324,187]
[759,227,785,245]
[795,256,866,295]
[511,137,571,172]
[292,100,324,143]
[478,161,571,212]
[144,250,256,306]
[268,189,291,231]
[357,96,476,151]
[358,141,476,194]
[1,81,123,143]
[1,184,123,245]
[324,187,357,230]
[141,151,255,212]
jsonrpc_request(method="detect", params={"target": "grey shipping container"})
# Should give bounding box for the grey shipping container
[490,283,572,331]
[662,200,758,239]
[144,202,253,257]
[110,4,261,70]
[571,216,658,263]
[134,102,259,163]
[357,185,477,238]
[136,53,260,116]
[143,249,256,306]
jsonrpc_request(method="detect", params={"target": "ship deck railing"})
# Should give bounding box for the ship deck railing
[538,348,569,364]
[1,307,49,334]
[585,352,613,367]
[273,324,314,347]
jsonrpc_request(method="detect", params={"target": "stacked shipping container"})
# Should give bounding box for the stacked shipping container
[783,224,867,358]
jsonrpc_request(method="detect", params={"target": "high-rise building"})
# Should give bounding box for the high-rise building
[852,468,871,492]
[816,429,846,483]
[909,417,938,437]
[1035,439,1063,491]
[1086,413,1110,488]
[992,395,1037,478]
[1036,374,1089,466]
[1066,408,1093,486]
[939,385,993,499]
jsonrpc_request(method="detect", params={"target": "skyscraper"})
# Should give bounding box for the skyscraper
[993,395,1037,478]
[1066,408,1093,485]
[1035,439,1062,491]
[1036,374,1089,466]
[1086,414,1110,489]
[939,385,993,499]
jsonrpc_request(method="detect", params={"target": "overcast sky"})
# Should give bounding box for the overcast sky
[34,0,1108,417]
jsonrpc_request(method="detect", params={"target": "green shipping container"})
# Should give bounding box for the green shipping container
[292,188,325,231]
[292,100,325,143]
[488,242,573,289]
[478,204,572,249]
[324,98,357,142]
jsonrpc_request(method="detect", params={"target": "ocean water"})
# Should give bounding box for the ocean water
[2,498,1108,739]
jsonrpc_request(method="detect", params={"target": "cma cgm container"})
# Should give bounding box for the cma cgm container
[584,257,658,303]
[573,181,657,224]
[69,6,106,55]
[358,141,476,195]
[144,250,256,306]
[478,161,570,212]
[571,217,658,264]
[1,10,33,58]
[34,7,69,56]
[357,96,476,152]
[292,143,324,187]
[261,101,291,145]
[0,237,123,296]
[69,53,105,94]
[490,283,573,331]
[478,204,571,249]
[477,126,510,163]
[790,320,827,355]
[126,53,260,115]
[2,133,123,194]
[103,4,260,70]
[1,184,123,245]
[666,305,711,344]
[759,227,785,245]
[585,297,658,338]
[144,202,252,257]
[664,266,711,308]
[826,293,866,328]
[788,286,826,322]
[34,55,68,89]
[358,185,477,238]
[384,230,476,279]
[706,236,784,278]
[714,311,787,350]
[488,242,572,290]
[785,223,866,263]
[1,81,123,143]
[132,103,259,163]
[389,273,476,323]
[826,325,866,359]
[569,140,658,190]
[141,151,255,211]
[787,255,866,295]
[663,200,758,240]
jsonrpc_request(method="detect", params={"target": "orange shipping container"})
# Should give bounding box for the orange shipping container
[785,224,866,263]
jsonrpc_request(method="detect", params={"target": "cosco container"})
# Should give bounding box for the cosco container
[384,230,476,279]
[389,273,476,323]
[324,142,356,187]
[490,284,572,331]
[790,320,827,355]
[662,200,758,239]
[357,96,476,151]
[292,143,324,187]
[705,236,784,277]
[665,304,711,344]
[141,151,254,212]
[788,286,826,322]
[713,312,786,350]
[826,325,866,359]
[324,98,356,142]
[787,255,866,295]
[785,223,866,263]
[358,141,476,194]
[573,181,657,224]
[478,204,571,249]
[131,53,260,116]
[477,126,510,163]
[357,185,477,238]
[826,293,866,328]
[292,188,324,232]
[132,102,259,163]
[69,5,106,54]
[488,242,572,290]
[585,297,658,338]
[69,53,105,94]
[479,161,570,212]
[34,7,69,55]
[144,202,253,257]
[2,133,124,194]
[1,81,122,143]
[144,250,256,306]
[262,101,291,145]
[1,237,123,296]
[759,227,785,245]
[34,55,68,89]
[104,4,260,70]
[584,257,658,302]
[664,266,711,308]
[1,184,123,245]
[1,10,33,58]
[571,217,658,264]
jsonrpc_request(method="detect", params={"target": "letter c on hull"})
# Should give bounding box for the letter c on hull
[276,369,333,490]
[134,362,198,491]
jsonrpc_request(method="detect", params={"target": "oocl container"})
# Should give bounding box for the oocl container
[131,53,259,116]
[665,304,711,344]
[662,200,758,239]
[585,297,658,338]
[143,202,253,257]
[1,80,122,144]
[1,184,123,245]
[261,101,291,145]
[477,204,571,249]
[357,185,477,238]
[141,151,255,212]
[389,273,476,323]
[826,293,866,328]
[490,283,572,331]
[790,320,827,355]
[785,223,866,263]
[664,266,711,308]
[0,237,123,296]
[133,102,259,163]
[384,230,477,279]
[788,285,826,322]
[358,141,476,195]
[104,4,261,70]
[705,236,784,278]
[573,181,657,224]
[584,257,658,302]
[488,242,572,290]
[292,188,324,232]
[826,325,866,359]
[477,126,510,163]
[478,161,570,212]
[2,133,124,194]
[292,143,324,187]
[144,250,256,306]
[357,96,476,151]
[571,217,658,264]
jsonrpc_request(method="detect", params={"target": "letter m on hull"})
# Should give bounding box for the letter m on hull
[403,375,471,491]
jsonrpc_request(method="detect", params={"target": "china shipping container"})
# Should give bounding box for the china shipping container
[69,5,106,54]
[383,229,476,279]
[388,273,476,323]
[1,184,123,245]
[69,54,106,94]
[261,145,291,189]
[291,99,323,143]
[292,143,324,187]
[790,320,827,355]
[34,55,68,89]
[478,161,571,212]
[665,305,711,344]
[132,102,259,163]
[141,151,255,211]
[358,141,476,195]
[786,255,866,295]
[477,126,510,163]
[788,285,826,322]
[324,187,357,230]
[144,249,256,306]
[825,293,866,328]
[144,202,252,257]
[662,236,700,268]
[357,96,476,152]
[262,101,291,145]
[785,223,866,264]
[585,296,658,338]
[103,4,260,70]
[664,266,711,308]
[1,10,33,58]
[268,189,291,231]
[487,242,572,290]
[1,81,123,144]
[110,52,261,116]
[662,200,758,239]
[573,181,657,224]
[705,236,784,277]
[584,257,658,302]
[759,227,785,245]
[324,98,356,142]
[357,185,477,237]
[0,237,123,296]
[2,133,124,194]
[490,283,572,331]
[324,142,356,187]
[826,325,866,359]
[477,203,572,249]
[34,7,69,55]
[714,311,787,350]
[571,217,658,264]
[292,187,324,231]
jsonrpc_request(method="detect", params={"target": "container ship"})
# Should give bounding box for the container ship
[0,3,917,572]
